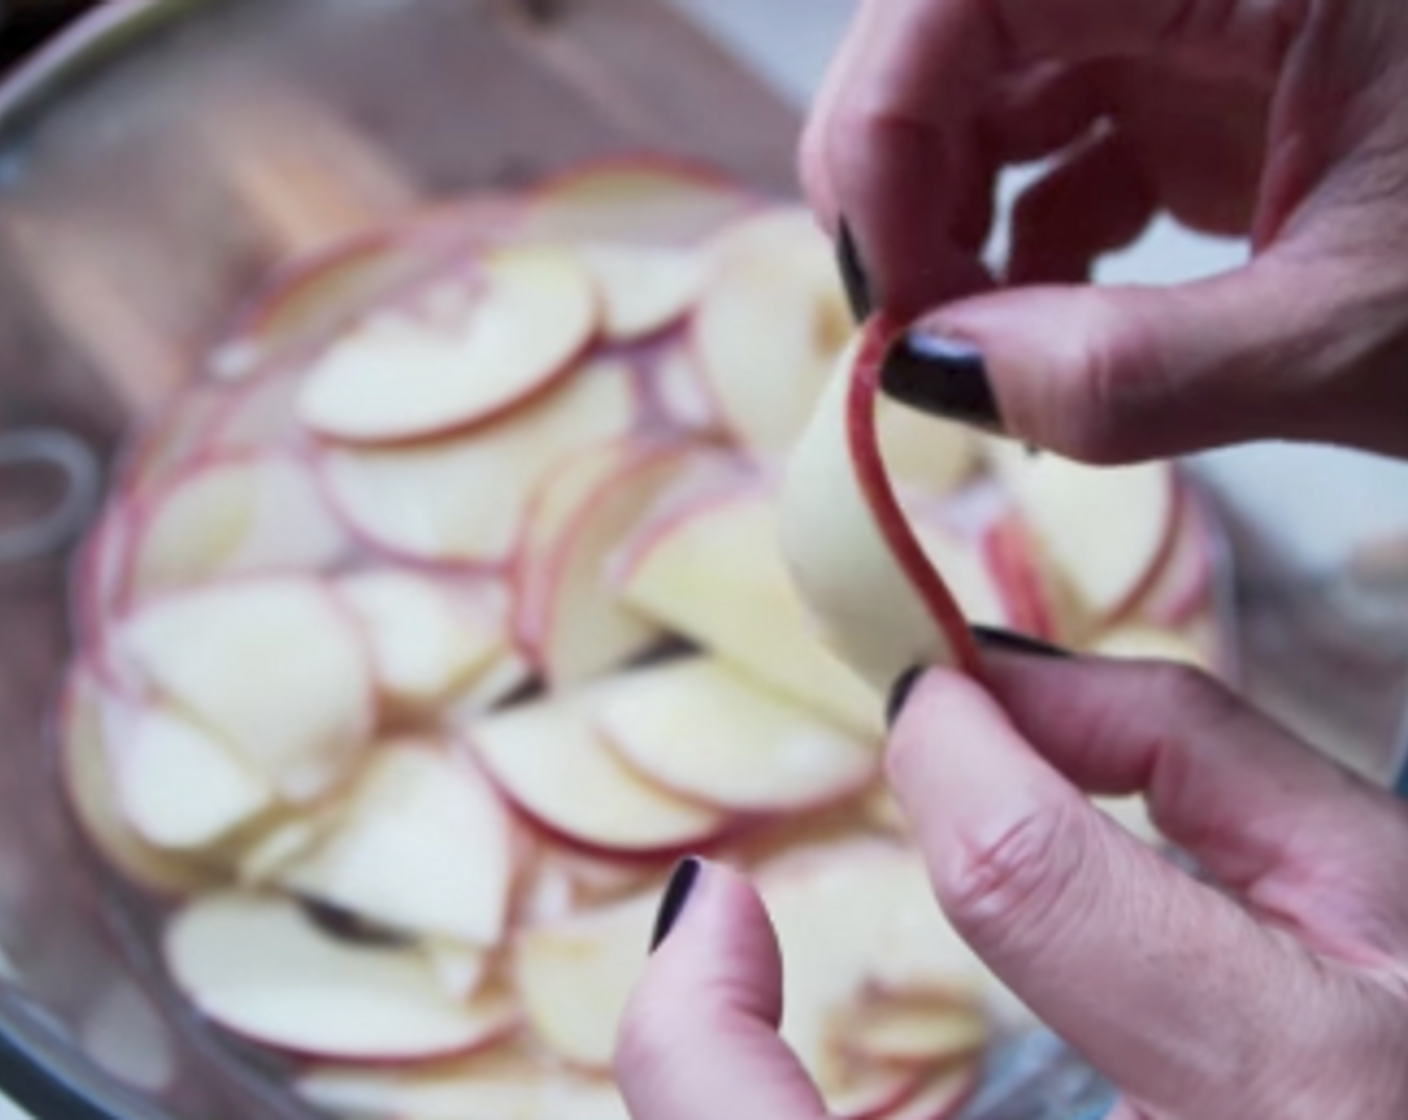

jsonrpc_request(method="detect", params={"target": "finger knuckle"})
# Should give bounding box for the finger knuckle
[940,800,1081,942]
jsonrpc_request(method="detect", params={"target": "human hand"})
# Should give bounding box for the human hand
[615,648,1408,1119]
[800,0,1408,463]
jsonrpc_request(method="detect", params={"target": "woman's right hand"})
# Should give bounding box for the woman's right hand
[801,0,1408,464]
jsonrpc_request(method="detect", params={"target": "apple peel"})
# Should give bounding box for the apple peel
[780,324,979,695]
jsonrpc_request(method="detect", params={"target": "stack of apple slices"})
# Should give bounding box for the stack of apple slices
[55,156,1232,1120]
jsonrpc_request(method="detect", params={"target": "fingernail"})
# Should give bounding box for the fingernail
[837,218,873,323]
[881,331,1002,430]
[887,665,926,729]
[650,857,703,952]
[972,625,1072,659]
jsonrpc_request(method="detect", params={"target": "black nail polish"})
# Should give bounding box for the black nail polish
[886,666,925,729]
[972,626,1072,659]
[650,857,703,952]
[881,332,1002,430]
[837,218,873,324]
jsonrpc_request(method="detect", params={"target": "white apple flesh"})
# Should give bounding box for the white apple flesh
[319,360,637,564]
[596,658,877,813]
[579,242,705,343]
[779,329,979,695]
[278,740,516,946]
[165,892,517,1062]
[298,245,598,443]
[471,696,728,855]
[120,576,374,802]
[617,486,884,738]
[512,891,656,1071]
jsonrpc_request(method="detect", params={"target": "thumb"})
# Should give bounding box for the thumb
[886,667,1313,1115]
[885,252,1361,462]
[614,860,828,1120]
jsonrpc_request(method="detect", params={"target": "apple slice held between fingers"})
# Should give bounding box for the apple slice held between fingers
[298,245,598,443]
[778,327,979,696]
[165,891,517,1062]
[471,694,729,856]
[595,658,877,814]
[120,575,374,803]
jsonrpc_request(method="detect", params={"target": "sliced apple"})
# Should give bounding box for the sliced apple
[421,939,491,1003]
[120,576,374,802]
[839,995,986,1067]
[297,1045,628,1120]
[1090,623,1212,673]
[779,329,979,696]
[439,650,538,725]
[692,207,853,457]
[319,360,637,564]
[525,156,752,245]
[517,440,700,688]
[337,570,509,713]
[878,403,980,501]
[59,664,217,894]
[980,515,1056,639]
[1005,453,1179,632]
[596,658,876,813]
[128,454,346,600]
[117,705,274,852]
[165,892,517,1062]
[1092,794,1163,846]
[756,841,989,1113]
[617,485,884,738]
[298,245,598,443]
[512,890,654,1070]
[471,695,728,855]
[236,816,329,887]
[278,740,516,947]
[205,371,307,455]
[874,1066,977,1120]
[117,387,229,497]
[1134,484,1216,627]
[579,242,705,342]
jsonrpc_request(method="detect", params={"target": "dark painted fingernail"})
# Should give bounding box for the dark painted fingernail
[837,218,873,324]
[886,665,925,729]
[650,857,703,952]
[972,625,1072,659]
[881,332,1002,430]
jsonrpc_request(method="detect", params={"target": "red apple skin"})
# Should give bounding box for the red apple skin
[1137,479,1216,627]
[981,516,1056,641]
[847,320,981,677]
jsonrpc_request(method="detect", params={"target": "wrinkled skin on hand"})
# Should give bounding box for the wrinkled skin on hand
[799,0,1408,463]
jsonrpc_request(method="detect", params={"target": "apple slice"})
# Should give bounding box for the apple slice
[337,570,509,713]
[165,892,517,1062]
[1134,484,1216,627]
[878,403,980,501]
[913,519,1009,629]
[1005,453,1179,632]
[439,649,538,725]
[980,516,1056,639]
[117,706,274,852]
[237,816,329,887]
[471,695,728,855]
[278,740,516,947]
[128,454,346,600]
[298,245,598,443]
[596,658,876,813]
[59,664,217,894]
[779,329,979,696]
[652,346,724,437]
[422,939,491,1002]
[840,996,987,1067]
[692,208,853,457]
[205,371,307,455]
[512,891,654,1070]
[120,576,374,802]
[756,841,989,1114]
[525,156,752,246]
[875,1066,977,1120]
[516,440,700,688]
[297,1045,629,1120]
[117,387,230,497]
[579,242,705,343]
[1090,623,1212,672]
[1093,794,1163,846]
[617,486,884,738]
[319,360,637,564]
